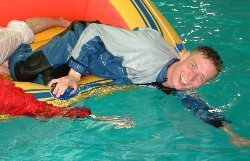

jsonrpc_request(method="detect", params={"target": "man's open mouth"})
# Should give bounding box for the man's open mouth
[180,73,188,85]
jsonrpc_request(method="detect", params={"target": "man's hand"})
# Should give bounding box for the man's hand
[221,123,250,146]
[48,69,81,98]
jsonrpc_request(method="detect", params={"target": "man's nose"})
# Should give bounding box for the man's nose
[188,71,198,81]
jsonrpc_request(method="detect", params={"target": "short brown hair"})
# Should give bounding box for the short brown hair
[191,46,223,73]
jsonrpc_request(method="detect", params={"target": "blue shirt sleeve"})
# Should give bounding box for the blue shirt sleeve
[171,90,231,128]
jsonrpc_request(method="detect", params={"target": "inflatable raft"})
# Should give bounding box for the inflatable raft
[1,0,185,106]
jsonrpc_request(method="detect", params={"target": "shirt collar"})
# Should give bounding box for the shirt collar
[156,58,179,83]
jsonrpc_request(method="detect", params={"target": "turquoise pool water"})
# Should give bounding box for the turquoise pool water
[1,0,250,160]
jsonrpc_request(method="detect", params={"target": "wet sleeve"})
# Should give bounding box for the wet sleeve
[68,23,106,74]
[0,76,90,119]
[0,20,34,64]
[172,89,231,128]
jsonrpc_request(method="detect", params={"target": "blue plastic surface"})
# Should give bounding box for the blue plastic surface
[51,87,79,100]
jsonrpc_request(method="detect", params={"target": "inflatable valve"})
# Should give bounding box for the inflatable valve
[51,87,79,100]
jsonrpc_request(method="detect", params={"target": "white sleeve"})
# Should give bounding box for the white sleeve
[0,20,34,64]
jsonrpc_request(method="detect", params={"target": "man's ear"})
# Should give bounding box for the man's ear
[180,51,190,61]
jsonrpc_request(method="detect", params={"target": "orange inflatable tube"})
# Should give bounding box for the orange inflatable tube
[1,0,128,28]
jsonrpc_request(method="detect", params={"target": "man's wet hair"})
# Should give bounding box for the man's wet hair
[191,46,223,73]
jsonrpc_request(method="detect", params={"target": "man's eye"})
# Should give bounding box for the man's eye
[191,63,195,68]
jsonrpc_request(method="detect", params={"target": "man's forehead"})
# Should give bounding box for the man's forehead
[191,51,206,56]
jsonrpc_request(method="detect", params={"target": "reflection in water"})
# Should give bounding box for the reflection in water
[90,114,135,129]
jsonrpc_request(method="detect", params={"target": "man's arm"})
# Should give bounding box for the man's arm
[220,123,250,146]
[25,17,70,34]
[172,89,250,146]
[172,89,230,127]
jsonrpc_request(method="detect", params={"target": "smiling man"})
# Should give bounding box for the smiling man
[47,23,222,96]
[7,21,222,97]
[6,21,250,146]
[163,46,221,90]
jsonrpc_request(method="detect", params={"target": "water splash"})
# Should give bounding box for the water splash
[89,114,135,129]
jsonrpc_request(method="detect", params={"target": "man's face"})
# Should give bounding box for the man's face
[162,51,218,90]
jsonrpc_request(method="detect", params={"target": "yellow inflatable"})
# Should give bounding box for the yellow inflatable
[1,0,185,107]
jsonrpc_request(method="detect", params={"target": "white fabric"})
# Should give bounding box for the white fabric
[0,20,34,64]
